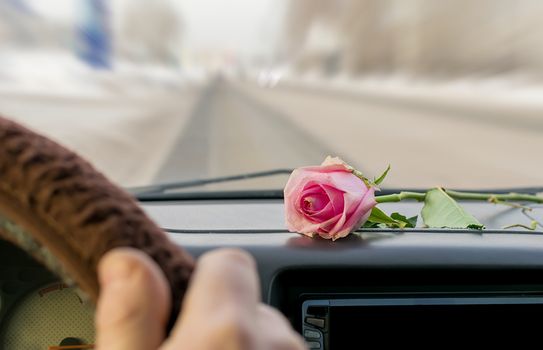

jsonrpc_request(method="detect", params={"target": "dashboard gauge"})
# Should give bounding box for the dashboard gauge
[0,282,95,349]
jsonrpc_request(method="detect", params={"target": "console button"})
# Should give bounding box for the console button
[305,317,325,328]
[304,330,321,339]
[306,341,321,349]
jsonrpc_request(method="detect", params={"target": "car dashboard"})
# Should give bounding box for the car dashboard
[2,198,543,349]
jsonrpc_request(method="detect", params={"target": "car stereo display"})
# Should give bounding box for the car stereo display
[301,296,543,349]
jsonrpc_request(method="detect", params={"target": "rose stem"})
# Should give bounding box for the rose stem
[375,190,543,204]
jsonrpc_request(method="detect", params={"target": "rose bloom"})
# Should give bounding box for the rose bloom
[284,157,376,240]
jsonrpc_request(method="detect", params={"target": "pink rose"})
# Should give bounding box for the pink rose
[284,157,377,240]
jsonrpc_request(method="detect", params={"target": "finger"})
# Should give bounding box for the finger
[165,249,260,348]
[256,304,307,350]
[95,248,171,350]
[182,248,260,315]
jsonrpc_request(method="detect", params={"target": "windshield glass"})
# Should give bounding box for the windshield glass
[1,0,542,191]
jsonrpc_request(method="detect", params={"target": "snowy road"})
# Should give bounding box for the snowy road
[0,87,201,187]
[2,78,543,190]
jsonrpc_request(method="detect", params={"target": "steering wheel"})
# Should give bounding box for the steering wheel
[0,116,194,329]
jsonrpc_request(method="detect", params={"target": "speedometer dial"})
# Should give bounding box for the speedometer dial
[1,282,95,349]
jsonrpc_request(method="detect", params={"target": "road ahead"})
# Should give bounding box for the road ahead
[3,78,542,189]
[154,79,543,190]
[154,82,339,189]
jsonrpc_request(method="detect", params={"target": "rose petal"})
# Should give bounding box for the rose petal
[315,212,344,238]
[320,156,352,169]
[330,187,377,240]
[284,162,377,240]
[320,184,345,215]
[296,164,351,175]
[300,185,328,214]
[309,202,334,222]
[325,171,367,195]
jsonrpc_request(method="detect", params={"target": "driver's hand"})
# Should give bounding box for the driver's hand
[95,248,307,350]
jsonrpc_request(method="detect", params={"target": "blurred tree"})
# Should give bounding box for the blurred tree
[117,0,184,65]
[279,0,543,78]
[279,0,348,72]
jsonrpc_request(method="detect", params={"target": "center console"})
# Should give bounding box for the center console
[301,295,543,349]
[269,268,543,349]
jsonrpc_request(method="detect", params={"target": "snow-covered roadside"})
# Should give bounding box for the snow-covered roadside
[236,74,543,188]
[0,89,202,188]
[0,49,205,98]
[271,72,543,121]
[0,50,206,187]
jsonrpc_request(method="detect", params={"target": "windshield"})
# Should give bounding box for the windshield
[1,0,542,191]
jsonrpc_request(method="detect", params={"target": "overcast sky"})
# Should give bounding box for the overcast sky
[176,0,282,54]
[24,0,285,55]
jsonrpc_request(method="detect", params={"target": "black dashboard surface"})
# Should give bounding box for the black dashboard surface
[142,198,543,346]
[142,200,543,304]
[2,198,543,348]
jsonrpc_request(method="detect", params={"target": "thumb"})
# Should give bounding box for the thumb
[95,248,171,350]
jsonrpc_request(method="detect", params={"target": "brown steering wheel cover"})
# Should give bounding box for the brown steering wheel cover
[0,116,194,329]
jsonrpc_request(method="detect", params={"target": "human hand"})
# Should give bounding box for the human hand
[95,248,307,350]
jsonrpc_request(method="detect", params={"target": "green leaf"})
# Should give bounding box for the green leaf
[352,169,373,188]
[362,221,386,228]
[421,188,484,229]
[373,165,391,185]
[390,212,418,228]
[502,221,538,230]
[353,165,390,188]
[365,207,406,229]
